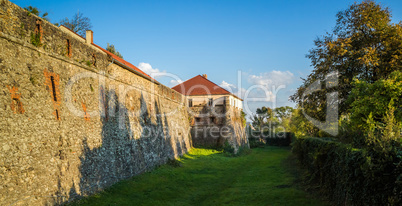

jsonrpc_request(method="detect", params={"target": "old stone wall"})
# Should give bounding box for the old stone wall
[190,102,248,153]
[0,1,192,205]
[224,106,249,153]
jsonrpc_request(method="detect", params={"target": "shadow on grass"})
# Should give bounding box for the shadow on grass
[69,146,329,206]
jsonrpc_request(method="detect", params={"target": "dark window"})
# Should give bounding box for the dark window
[188,99,193,107]
[92,53,97,67]
[50,76,57,101]
[66,39,71,57]
[195,117,201,123]
[210,117,216,124]
[36,23,40,34]
[35,20,42,43]
[208,98,213,106]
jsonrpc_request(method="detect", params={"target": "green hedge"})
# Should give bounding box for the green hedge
[292,137,402,205]
[249,132,294,147]
[265,132,293,146]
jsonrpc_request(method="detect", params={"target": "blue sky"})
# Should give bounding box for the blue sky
[10,0,402,117]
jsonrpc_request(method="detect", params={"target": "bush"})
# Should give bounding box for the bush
[292,137,402,205]
[248,137,266,148]
[265,132,293,146]
[249,131,294,147]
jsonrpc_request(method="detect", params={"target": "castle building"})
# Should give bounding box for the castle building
[172,74,248,150]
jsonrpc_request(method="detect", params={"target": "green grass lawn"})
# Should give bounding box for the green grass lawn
[70,146,328,206]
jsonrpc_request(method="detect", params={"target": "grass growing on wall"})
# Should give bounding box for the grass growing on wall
[70,147,327,206]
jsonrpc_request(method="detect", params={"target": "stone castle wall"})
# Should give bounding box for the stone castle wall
[0,0,192,205]
[190,102,248,153]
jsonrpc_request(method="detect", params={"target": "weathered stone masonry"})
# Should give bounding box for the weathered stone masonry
[0,1,192,205]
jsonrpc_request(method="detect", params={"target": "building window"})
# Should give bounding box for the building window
[92,53,97,67]
[210,117,216,124]
[34,19,43,44]
[188,99,193,107]
[208,98,213,106]
[66,39,72,57]
[195,117,201,124]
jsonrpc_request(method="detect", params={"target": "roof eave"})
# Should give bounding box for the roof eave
[112,58,160,85]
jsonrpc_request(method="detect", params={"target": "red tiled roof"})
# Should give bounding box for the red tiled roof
[172,75,241,99]
[60,25,156,82]
[92,44,156,81]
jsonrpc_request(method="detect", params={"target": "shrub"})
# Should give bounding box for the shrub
[348,71,402,132]
[248,137,265,148]
[265,132,293,146]
[292,137,402,205]
[222,140,235,154]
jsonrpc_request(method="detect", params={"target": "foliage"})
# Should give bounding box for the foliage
[85,60,91,67]
[249,131,293,147]
[348,71,402,131]
[265,132,293,147]
[240,110,247,127]
[288,108,318,137]
[251,106,275,131]
[222,140,235,154]
[292,137,402,205]
[24,6,49,21]
[30,32,42,47]
[248,137,265,148]
[291,0,402,120]
[275,106,294,131]
[251,106,294,135]
[106,43,123,59]
[60,11,92,37]
[69,147,328,206]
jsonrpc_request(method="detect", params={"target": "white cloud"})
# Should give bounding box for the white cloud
[218,71,296,121]
[170,79,183,87]
[248,70,294,88]
[220,80,235,89]
[137,62,165,77]
[220,80,246,99]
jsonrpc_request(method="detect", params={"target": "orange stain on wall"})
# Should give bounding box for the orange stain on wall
[81,102,90,121]
[44,68,61,120]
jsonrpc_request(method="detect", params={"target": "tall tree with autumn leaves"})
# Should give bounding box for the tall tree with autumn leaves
[291,0,402,122]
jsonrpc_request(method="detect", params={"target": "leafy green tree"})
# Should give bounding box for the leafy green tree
[274,106,294,131]
[106,43,124,59]
[60,11,92,37]
[289,108,318,137]
[251,107,274,131]
[24,6,49,21]
[348,71,402,131]
[251,106,295,133]
[291,0,402,121]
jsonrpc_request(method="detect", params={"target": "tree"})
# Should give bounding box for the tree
[251,107,274,131]
[289,108,318,137]
[106,43,123,59]
[274,106,294,132]
[348,71,402,131]
[59,11,92,37]
[291,1,402,121]
[251,106,295,133]
[274,106,294,121]
[24,6,49,21]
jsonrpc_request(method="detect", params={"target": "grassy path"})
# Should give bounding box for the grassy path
[71,147,327,206]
